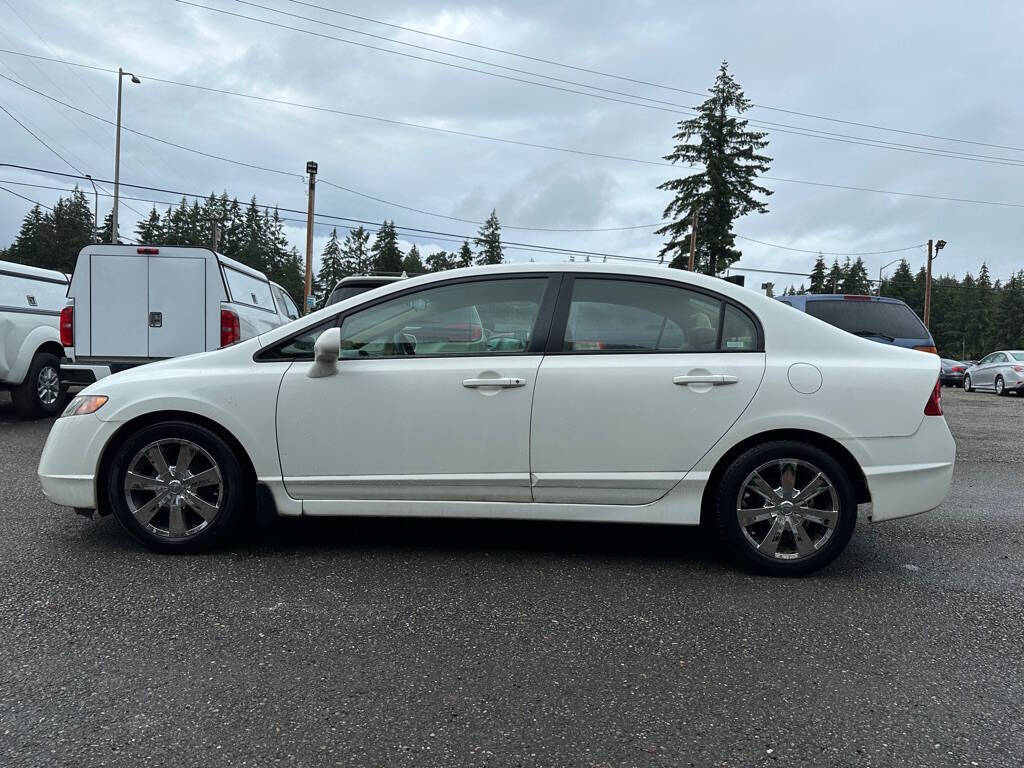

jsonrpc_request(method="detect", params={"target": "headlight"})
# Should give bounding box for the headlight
[61,395,108,418]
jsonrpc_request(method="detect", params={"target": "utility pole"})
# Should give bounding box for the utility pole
[303,161,318,314]
[923,238,947,329]
[687,206,700,271]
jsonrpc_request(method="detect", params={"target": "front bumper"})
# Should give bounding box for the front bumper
[37,413,122,509]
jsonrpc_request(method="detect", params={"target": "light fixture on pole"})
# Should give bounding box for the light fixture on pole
[877,257,902,296]
[111,68,140,244]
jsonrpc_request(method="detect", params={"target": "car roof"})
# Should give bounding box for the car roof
[778,293,905,304]
[333,275,405,287]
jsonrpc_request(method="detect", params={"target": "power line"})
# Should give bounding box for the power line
[7,50,1024,212]
[284,0,1024,155]
[185,1,1024,169]
[733,235,924,256]
[0,182,52,210]
[0,99,83,173]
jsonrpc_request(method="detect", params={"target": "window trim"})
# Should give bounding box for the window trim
[254,272,562,362]
[544,274,764,355]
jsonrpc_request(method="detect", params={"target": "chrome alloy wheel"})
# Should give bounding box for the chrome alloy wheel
[736,459,840,561]
[37,366,60,406]
[123,439,223,539]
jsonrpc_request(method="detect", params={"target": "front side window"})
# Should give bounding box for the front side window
[339,278,547,358]
[561,278,757,353]
[273,286,300,320]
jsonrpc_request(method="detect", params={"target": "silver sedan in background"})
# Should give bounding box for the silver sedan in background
[964,350,1024,395]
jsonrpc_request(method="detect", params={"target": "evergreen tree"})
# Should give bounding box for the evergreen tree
[974,263,996,353]
[136,207,164,244]
[7,204,47,266]
[457,240,474,268]
[826,258,843,294]
[402,244,424,273]
[426,250,454,272]
[315,228,345,303]
[882,259,916,305]
[992,271,1024,350]
[233,197,266,271]
[656,61,772,273]
[840,257,871,294]
[474,210,504,265]
[808,254,828,293]
[341,226,371,275]
[275,247,305,310]
[370,221,402,272]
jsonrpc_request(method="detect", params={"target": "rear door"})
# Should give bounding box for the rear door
[148,257,206,357]
[90,254,148,357]
[530,275,765,505]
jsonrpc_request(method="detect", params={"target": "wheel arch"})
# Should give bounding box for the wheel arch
[95,410,258,516]
[699,428,871,525]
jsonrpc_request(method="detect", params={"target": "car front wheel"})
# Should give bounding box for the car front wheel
[106,421,246,553]
[964,374,974,392]
[714,441,858,576]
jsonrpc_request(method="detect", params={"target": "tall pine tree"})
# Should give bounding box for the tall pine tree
[656,61,772,273]
[474,210,504,265]
[315,228,345,303]
[370,221,403,272]
[402,244,424,273]
[457,240,474,268]
[808,253,828,293]
[341,226,371,275]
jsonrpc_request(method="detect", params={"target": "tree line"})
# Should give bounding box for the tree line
[1,190,506,309]
[781,254,1024,360]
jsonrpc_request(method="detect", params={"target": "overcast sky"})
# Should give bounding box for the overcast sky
[2,0,1023,290]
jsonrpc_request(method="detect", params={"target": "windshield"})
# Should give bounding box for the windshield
[806,299,929,340]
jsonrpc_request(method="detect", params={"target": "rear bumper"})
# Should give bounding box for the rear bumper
[840,416,956,523]
[37,413,122,509]
[61,363,111,388]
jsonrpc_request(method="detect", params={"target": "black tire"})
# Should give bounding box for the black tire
[995,376,1006,396]
[714,441,858,576]
[106,421,247,553]
[11,352,65,419]
[964,374,974,392]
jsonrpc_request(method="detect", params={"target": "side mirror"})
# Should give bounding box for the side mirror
[307,327,341,378]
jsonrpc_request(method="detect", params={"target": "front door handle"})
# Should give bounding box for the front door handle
[673,374,738,386]
[463,377,527,388]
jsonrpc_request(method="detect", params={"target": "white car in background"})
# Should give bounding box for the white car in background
[37,262,955,575]
[0,259,69,418]
[60,245,299,387]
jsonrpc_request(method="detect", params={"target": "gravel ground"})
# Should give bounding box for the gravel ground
[0,386,1021,768]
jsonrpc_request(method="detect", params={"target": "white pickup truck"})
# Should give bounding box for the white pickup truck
[0,259,70,417]
[61,245,299,386]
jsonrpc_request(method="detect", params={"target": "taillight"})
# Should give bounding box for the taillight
[573,340,606,351]
[924,379,943,416]
[59,305,74,347]
[220,309,240,347]
[442,322,483,342]
[951,366,964,373]
[1014,365,1024,373]
[914,345,938,355]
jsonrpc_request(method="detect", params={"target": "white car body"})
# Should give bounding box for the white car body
[38,263,955,570]
[61,245,298,386]
[0,259,69,415]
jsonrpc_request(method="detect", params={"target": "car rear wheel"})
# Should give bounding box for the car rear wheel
[964,374,974,392]
[106,421,245,553]
[12,352,65,418]
[995,376,1006,396]
[714,441,858,576]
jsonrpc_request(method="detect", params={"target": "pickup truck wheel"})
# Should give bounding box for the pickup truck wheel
[12,352,65,418]
[714,441,858,576]
[106,421,245,553]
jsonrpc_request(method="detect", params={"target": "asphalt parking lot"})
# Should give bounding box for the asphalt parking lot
[1,387,1022,768]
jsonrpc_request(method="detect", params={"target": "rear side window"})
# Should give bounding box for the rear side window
[806,299,928,339]
[223,267,275,312]
[272,286,300,320]
[561,278,759,353]
[1012,352,1024,362]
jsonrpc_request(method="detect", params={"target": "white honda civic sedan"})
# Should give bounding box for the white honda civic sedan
[38,263,955,575]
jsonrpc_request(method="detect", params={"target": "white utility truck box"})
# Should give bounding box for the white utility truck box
[62,245,299,385]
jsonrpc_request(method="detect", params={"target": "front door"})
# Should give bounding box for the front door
[530,275,766,504]
[275,275,556,502]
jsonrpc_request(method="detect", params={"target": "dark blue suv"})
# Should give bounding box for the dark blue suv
[775,294,936,353]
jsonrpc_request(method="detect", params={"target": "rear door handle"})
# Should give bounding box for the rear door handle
[463,377,527,388]
[673,374,738,386]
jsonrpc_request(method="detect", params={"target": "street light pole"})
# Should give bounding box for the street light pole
[84,174,99,243]
[923,238,946,329]
[111,67,140,244]
[877,257,902,296]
